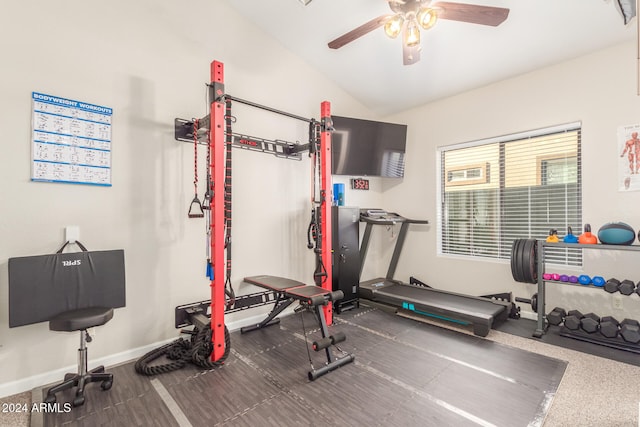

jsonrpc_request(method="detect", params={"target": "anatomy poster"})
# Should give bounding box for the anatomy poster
[31,92,112,186]
[618,123,640,191]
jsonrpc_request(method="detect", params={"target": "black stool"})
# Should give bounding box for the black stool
[44,307,114,407]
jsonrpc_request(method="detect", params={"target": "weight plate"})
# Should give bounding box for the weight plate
[518,239,531,283]
[522,239,538,284]
[516,239,527,283]
[510,238,538,284]
[531,293,538,313]
[510,239,523,282]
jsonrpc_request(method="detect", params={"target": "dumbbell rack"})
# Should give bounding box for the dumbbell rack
[558,324,640,354]
[534,240,640,339]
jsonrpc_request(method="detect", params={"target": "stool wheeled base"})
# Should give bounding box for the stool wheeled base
[44,363,113,407]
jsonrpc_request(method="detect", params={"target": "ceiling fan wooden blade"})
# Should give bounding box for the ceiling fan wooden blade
[435,2,509,26]
[328,14,392,49]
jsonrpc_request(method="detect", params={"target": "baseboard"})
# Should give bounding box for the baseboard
[0,312,272,399]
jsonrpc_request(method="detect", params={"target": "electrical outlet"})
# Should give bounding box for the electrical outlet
[613,295,623,310]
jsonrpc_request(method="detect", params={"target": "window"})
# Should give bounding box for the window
[445,163,490,186]
[437,123,582,266]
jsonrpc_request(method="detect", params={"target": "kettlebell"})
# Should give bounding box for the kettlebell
[578,224,598,244]
[546,229,559,243]
[563,226,578,244]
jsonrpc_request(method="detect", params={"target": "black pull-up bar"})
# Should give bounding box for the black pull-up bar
[222,94,314,124]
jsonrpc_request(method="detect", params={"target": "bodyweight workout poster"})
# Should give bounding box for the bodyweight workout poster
[31,92,112,186]
[618,123,640,191]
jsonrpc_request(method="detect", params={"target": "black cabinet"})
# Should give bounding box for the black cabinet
[332,206,360,313]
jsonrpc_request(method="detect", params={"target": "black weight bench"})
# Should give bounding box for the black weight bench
[241,275,355,380]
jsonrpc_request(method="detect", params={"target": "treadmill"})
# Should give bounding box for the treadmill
[358,209,510,337]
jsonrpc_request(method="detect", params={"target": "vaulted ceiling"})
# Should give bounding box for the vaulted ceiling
[224,0,635,115]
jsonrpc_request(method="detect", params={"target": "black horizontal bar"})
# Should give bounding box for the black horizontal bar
[225,94,313,124]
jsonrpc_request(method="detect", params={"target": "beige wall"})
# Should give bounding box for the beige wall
[0,0,379,394]
[384,41,640,320]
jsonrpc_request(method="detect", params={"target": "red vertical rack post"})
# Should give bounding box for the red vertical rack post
[209,60,226,361]
[320,101,333,324]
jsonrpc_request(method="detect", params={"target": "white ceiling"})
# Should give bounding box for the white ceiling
[223,0,635,116]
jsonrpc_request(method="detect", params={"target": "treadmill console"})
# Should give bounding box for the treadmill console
[363,209,389,217]
[360,209,405,223]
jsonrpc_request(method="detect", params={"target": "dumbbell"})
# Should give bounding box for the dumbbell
[620,319,640,344]
[592,276,605,287]
[578,275,591,285]
[580,313,600,333]
[599,316,620,338]
[620,280,636,295]
[547,307,566,326]
[604,278,621,293]
[564,310,583,330]
[604,278,636,295]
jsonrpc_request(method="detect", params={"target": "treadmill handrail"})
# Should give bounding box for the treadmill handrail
[358,211,429,279]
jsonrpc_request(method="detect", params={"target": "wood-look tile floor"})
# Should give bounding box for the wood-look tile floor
[39,306,566,426]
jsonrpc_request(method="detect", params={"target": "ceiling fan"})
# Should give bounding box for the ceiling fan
[328,0,510,65]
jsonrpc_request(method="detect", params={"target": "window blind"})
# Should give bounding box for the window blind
[438,123,582,266]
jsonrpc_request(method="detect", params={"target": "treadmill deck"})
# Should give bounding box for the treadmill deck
[359,278,508,336]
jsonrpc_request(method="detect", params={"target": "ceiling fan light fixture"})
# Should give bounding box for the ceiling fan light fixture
[417,7,438,30]
[404,19,421,47]
[384,14,405,39]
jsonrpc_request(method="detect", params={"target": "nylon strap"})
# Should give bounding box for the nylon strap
[224,100,235,305]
